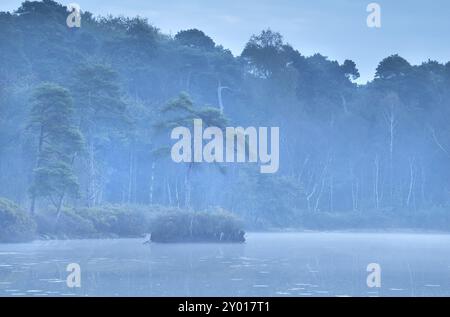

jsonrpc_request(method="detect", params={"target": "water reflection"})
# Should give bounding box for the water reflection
[0,233,449,296]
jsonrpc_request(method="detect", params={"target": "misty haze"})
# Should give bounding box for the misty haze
[1,0,450,298]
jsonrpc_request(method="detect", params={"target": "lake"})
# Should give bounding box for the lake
[0,232,450,297]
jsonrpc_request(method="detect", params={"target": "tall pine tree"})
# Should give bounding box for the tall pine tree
[28,83,84,221]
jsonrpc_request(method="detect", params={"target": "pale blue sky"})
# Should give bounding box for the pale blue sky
[1,0,450,83]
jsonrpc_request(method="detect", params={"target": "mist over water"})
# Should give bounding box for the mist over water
[0,233,449,297]
[1,1,450,298]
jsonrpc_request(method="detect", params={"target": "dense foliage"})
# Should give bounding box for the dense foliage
[35,204,166,239]
[0,198,36,242]
[151,209,245,243]
[1,1,450,232]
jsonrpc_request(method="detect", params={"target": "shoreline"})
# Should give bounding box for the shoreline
[2,229,450,245]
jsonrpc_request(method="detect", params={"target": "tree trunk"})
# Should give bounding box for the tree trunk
[406,157,416,208]
[314,159,329,212]
[149,162,155,204]
[385,102,396,207]
[167,178,173,205]
[374,155,380,209]
[30,125,45,215]
[217,79,230,115]
[184,164,193,208]
[54,192,66,227]
[87,134,95,207]
[175,177,180,207]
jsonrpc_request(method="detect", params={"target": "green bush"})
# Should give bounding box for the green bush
[0,198,36,242]
[35,208,97,239]
[35,204,173,239]
[151,208,245,243]
[75,205,155,237]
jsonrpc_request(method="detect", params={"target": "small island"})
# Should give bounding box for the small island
[0,198,245,243]
[150,211,245,243]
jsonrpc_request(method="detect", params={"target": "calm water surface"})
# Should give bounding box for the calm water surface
[1,232,450,296]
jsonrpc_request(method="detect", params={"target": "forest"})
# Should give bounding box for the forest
[1,0,450,241]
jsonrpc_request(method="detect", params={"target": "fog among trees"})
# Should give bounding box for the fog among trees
[1,0,450,233]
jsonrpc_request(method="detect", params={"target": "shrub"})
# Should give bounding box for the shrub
[35,204,170,239]
[35,208,97,239]
[75,205,154,237]
[151,208,245,243]
[0,198,36,242]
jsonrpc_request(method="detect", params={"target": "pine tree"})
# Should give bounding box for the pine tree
[28,83,84,222]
